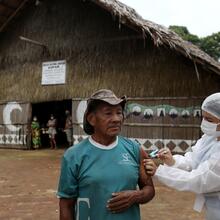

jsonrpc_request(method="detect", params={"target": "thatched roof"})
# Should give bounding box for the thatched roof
[91,0,220,75]
[0,0,31,32]
[0,0,220,75]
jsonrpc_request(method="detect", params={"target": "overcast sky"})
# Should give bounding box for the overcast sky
[119,0,219,37]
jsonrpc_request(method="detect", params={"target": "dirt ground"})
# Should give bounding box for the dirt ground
[0,148,205,220]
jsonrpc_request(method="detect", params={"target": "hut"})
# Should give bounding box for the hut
[0,0,219,151]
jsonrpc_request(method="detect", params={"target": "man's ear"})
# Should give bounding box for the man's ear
[87,113,96,126]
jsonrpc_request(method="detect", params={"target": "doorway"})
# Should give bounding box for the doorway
[32,100,72,149]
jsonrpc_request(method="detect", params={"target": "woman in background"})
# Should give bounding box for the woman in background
[47,114,57,149]
[31,116,41,149]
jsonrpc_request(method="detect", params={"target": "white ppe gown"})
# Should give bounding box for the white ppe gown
[155,135,220,220]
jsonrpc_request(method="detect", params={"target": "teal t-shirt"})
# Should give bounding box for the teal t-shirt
[57,136,141,220]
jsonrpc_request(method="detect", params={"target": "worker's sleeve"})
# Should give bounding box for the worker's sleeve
[171,153,194,171]
[57,156,78,198]
[171,137,205,171]
[155,152,220,194]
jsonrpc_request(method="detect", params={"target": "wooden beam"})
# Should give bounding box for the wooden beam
[0,14,8,19]
[0,0,29,32]
[0,2,17,11]
[19,36,46,47]
[19,35,50,55]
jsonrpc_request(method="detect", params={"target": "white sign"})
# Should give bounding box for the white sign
[41,60,66,85]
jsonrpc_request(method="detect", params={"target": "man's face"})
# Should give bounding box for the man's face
[88,103,124,138]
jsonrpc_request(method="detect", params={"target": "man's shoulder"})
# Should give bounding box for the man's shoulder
[118,136,140,148]
[118,136,141,162]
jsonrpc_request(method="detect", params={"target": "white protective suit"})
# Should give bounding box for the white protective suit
[155,134,220,220]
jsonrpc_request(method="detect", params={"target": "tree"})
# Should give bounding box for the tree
[169,26,200,46]
[169,25,220,61]
[200,33,220,61]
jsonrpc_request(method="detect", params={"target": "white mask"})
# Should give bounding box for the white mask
[200,118,220,137]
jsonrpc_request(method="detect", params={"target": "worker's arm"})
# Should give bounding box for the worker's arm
[155,152,220,194]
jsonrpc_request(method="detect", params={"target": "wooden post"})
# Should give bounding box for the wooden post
[26,103,32,150]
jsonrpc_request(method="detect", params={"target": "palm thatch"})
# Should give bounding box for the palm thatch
[0,0,219,103]
[0,0,31,33]
[91,0,220,75]
[0,0,219,75]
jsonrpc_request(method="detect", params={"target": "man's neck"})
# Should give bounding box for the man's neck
[91,134,117,146]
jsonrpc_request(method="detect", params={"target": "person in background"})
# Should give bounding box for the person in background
[57,89,155,220]
[144,92,220,220]
[47,114,57,149]
[31,116,41,149]
[64,110,73,147]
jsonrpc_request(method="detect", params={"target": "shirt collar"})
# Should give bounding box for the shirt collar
[89,136,118,150]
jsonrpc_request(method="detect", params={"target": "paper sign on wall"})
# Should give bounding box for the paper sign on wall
[41,60,66,85]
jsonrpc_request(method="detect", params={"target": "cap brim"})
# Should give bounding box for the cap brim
[91,96,126,106]
[83,96,126,135]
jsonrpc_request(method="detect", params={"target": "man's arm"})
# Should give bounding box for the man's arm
[137,170,155,203]
[135,147,155,204]
[107,147,155,213]
[59,198,76,220]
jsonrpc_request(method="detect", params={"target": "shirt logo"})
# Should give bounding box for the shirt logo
[118,153,134,165]
[122,153,130,162]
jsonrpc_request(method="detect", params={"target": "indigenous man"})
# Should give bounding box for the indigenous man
[57,89,155,220]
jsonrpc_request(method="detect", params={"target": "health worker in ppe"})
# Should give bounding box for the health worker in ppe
[144,92,220,220]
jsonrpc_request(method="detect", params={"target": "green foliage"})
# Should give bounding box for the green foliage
[169,26,220,61]
[169,25,190,36]
[200,33,220,60]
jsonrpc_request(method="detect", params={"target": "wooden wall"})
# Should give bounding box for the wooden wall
[0,102,31,149]
[72,97,203,153]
